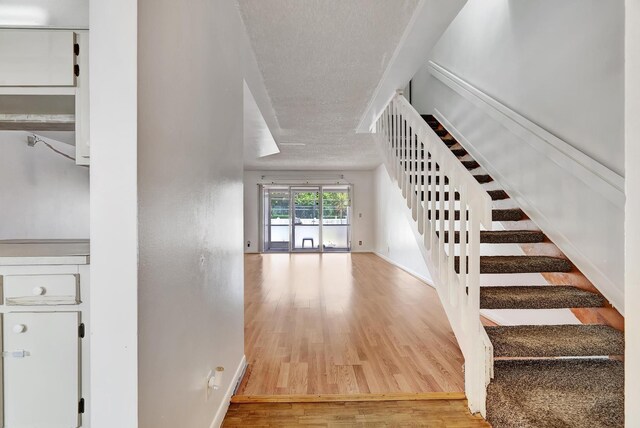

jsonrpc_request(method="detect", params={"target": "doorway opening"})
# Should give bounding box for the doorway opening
[261,184,352,253]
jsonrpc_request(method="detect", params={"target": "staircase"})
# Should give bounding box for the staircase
[375,94,624,427]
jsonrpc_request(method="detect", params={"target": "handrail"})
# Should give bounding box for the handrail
[375,93,494,416]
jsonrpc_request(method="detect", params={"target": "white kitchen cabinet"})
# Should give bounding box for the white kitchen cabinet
[0,30,77,87]
[3,312,81,428]
[0,29,90,165]
[74,31,90,166]
[0,240,90,427]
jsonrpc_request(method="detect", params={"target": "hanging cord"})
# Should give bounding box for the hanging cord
[27,134,85,165]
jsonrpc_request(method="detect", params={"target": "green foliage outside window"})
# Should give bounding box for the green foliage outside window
[269,191,351,220]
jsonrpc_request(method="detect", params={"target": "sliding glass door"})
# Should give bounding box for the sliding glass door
[292,187,321,251]
[261,184,351,253]
[321,187,351,251]
[263,187,291,252]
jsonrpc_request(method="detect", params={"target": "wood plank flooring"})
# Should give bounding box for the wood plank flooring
[239,253,465,396]
[223,400,490,427]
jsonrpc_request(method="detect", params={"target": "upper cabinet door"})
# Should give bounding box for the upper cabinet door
[0,30,77,86]
[3,312,80,428]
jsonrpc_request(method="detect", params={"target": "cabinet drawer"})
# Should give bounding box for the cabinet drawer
[3,274,79,305]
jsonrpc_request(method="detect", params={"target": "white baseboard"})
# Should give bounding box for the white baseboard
[372,251,434,287]
[209,355,247,428]
[352,248,374,253]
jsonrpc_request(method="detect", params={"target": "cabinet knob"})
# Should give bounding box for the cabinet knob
[12,324,26,334]
[32,286,46,296]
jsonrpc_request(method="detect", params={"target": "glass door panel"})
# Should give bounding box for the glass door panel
[322,186,351,251]
[292,188,320,251]
[264,188,290,252]
[262,184,351,253]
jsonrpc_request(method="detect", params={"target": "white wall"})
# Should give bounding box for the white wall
[136,0,282,426]
[0,131,89,239]
[625,0,639,425]
[410,0,625,311]
[90,0,281,425]
[373,164,431,282]
[243,170,375,253]
[414,0,624,175]
[89,0,138,426]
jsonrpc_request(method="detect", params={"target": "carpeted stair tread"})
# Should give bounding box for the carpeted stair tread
[400,160,478,170]
[474,174,493,183]
[417,149,466,158]
[480,285,606,309]
[486,324,624,357]
[429,208,525,222]
[412,174,493,185]
[454,255,573,274]
[411,147,464,157]
[442,139,457,147]
[487,359,623,428]
[443,230,545,244]
[419,189,508,202]
[460,160,479,170]
[487,190,508,200]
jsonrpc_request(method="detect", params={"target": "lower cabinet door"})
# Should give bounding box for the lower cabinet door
[3,312,80,428]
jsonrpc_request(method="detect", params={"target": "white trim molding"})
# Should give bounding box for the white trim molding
[373,251,433,286]
[428,61,624,208]
[210,355,247,428]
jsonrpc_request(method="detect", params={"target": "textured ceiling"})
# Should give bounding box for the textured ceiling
[239,0,419,170]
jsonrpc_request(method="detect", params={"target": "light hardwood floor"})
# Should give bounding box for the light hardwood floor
[238,253,465,396]
[223,400,490,427]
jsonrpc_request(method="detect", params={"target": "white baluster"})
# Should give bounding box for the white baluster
[448,174,457,307]
[438,153,446,278]
[411,123,418,220]
[386,105,392,169]
[458,187,468,315]
[395,103,402,188]
[415,123,423,228]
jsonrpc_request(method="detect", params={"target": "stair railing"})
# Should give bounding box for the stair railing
[375,92,494,416]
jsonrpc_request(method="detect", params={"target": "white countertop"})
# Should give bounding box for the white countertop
[0,240,90,266]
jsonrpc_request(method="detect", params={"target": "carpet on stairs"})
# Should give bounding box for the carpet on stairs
[444,230,545,244]
[480,285,605,309]
[486,359,623,428]
[454,255,573,274]
[486,324,624,358]
[428,208,525,222]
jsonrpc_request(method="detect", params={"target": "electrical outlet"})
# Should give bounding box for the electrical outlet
[206,366,224,400]
[206,369,214,400]
[359,240,363,246]
[247,240,251,248]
